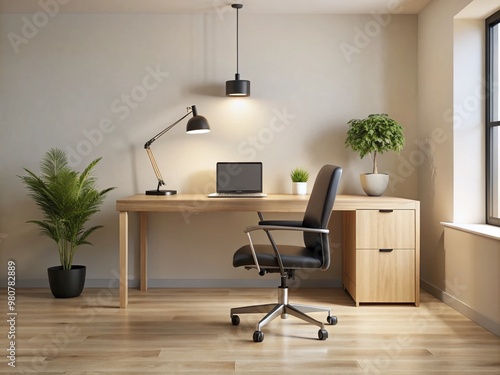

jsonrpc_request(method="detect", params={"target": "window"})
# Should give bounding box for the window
[486,10,500,226]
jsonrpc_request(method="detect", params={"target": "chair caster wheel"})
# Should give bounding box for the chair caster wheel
[327,315,338,325]
[231,315,240,325]
[253,331,264,342]
[318,329,328,340]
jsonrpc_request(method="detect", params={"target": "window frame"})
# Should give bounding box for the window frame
[486,9,500,227]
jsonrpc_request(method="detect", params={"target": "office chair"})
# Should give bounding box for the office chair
[230,164,342,342]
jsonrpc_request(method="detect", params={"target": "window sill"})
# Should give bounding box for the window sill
[441,222,500,241]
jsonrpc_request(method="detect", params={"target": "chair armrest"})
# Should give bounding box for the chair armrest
[258,220,303,227]
[244,225,329,235]
[243,225,329,275]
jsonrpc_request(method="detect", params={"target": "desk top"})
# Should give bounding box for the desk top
[116,194,419,213]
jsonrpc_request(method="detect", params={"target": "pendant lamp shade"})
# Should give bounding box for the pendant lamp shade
[226,74,250,97]
[226,4,250,97]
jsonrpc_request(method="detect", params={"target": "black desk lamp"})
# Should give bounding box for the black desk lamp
[144,105,210,195]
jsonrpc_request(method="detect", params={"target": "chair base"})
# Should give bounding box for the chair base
[230,286,337,341]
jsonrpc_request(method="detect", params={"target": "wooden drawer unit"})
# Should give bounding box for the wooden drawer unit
[342,208,419,306]
[357,249,415,303]
[356,209,415,249]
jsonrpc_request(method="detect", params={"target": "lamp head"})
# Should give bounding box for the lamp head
[186,105,211,134]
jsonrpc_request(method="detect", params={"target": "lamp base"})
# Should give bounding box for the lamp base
[145,189,177,195]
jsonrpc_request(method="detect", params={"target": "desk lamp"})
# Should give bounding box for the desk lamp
[144,105,210,195]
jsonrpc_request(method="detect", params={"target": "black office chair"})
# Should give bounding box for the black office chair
[230,164,342,342]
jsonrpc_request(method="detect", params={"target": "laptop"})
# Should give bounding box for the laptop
[208,162,267,198]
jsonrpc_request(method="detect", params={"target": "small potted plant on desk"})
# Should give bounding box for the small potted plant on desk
[290,167,309,195]
[345,113,405,196]
[19,148,115,298]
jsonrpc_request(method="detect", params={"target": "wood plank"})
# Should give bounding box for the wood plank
[5,288,499,374]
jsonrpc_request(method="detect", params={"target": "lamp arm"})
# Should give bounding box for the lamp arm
[143,108,194,192]
[145,147,165,188]
[144,109,193,149]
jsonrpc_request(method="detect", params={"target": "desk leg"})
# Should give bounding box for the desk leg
[140,212,148,291]
[119,211,128,308]
[414,204,420,307]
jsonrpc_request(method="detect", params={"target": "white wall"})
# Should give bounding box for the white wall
[453,18,485,223]
[0,12,418,287]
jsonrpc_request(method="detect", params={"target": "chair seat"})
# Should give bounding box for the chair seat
[233,244,323,269]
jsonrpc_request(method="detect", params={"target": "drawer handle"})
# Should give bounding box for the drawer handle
[379,248,394,252]
[379,209,393,213]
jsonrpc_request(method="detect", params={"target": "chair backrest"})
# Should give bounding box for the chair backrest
[302,165,342,269]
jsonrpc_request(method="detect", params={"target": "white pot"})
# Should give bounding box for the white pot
[360,173,389,196]
[292,182,307,195]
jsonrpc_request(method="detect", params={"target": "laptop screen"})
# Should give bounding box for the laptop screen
[216,162,263,193]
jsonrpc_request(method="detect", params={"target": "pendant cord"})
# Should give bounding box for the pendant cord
[236,7,239,74]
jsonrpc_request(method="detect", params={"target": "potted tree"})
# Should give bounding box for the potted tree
[19,148,115,298]
[345,113,405,196]
[290,167,309,195]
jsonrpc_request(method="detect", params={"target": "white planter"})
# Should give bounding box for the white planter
[292,182,307,195]
[360,173,389,196]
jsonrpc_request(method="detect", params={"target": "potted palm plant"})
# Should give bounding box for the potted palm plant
[290,167,309,195]
[345,113,405,196]
[19,148,115,298]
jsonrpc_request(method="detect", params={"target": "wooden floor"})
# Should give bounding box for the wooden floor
[4,288,500,374]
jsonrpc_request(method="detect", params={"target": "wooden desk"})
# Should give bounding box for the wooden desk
[116,194,420,308]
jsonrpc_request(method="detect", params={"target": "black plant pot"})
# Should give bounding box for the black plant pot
[47,265,86,298]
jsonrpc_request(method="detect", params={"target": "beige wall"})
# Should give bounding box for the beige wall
[418,0,470,292]
[418,0,500,335]
[443,226,499,335]
[0,12,418,287]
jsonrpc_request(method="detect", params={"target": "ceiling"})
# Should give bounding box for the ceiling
[0,0,432,14]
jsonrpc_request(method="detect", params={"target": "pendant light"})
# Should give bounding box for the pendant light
[226,3,250,97]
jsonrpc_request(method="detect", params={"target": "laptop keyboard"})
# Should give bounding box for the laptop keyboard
[208,193,267,198]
